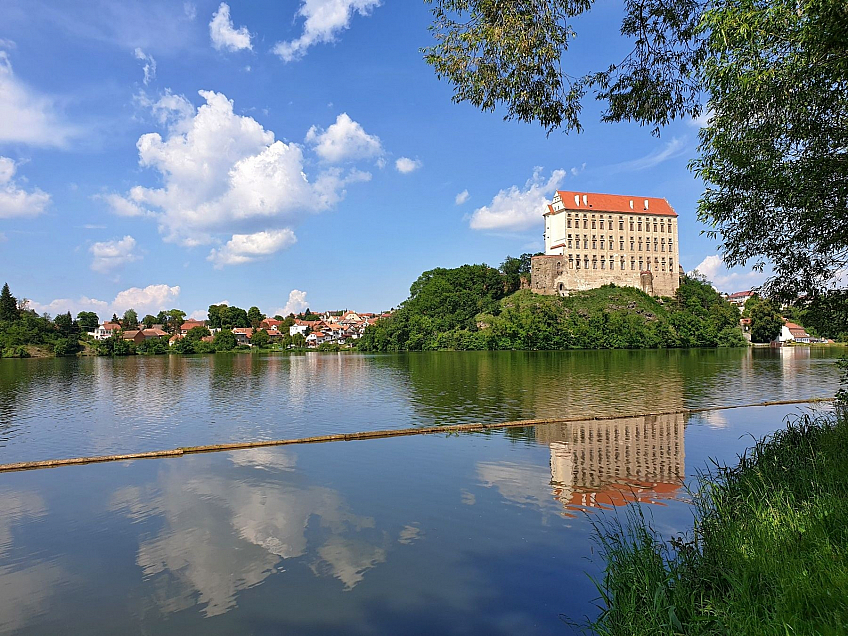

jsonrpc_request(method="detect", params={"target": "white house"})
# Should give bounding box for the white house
[89,322,121,340]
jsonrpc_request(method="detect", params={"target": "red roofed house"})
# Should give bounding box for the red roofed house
[260,318,283,331]
[728,290,754,308]
[180,320,207,335]
[232,327,254,345]
[779,321,812,344]
[89,322,122,340]
[532,191,681,297]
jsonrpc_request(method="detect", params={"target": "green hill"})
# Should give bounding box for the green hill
[358,261,745,351]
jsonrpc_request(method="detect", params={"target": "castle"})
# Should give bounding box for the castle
[531,191,681,297]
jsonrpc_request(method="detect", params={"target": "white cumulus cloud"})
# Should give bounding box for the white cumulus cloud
[208,229,297,268]
[29,284,180,320]
[209,2,252,51]
[305,113,382,163]
[273,0,381,62]
[395,157,421,174]
[0,156,51,219]
[104,90,369,248]
[134,48,156,85]
[469,168,566,231]
[90,235,142,273]
[0,50,76,147]
[692,254,768,293]
[455,189,470,205]
[273,289,309,317]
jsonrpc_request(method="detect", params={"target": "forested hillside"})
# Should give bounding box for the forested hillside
[357,261,745,351]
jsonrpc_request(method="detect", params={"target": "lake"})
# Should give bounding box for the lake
[0,348,842,634]
[0,347,841,464]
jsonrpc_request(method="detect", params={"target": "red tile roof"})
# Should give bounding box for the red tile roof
[728,290,753,299]
[102,322,121,330]
[545,191,677,217]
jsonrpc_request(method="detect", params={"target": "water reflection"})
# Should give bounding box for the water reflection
[480,414,685,517]
[542,414,685,515]
[0,347,840,464]
[109,448,397,618]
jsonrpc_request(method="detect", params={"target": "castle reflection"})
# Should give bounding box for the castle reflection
[536,413,686,516]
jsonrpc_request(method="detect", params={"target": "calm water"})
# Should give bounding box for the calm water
[0,347,841,463]
[0,403,832,635]
[0,348,842,634]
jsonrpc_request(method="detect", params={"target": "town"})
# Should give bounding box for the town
[87,308,391,351]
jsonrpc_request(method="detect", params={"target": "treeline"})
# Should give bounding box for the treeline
[357,259,747,351]
[0,283,83,357]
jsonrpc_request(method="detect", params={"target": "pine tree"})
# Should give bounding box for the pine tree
[0,282,18,322]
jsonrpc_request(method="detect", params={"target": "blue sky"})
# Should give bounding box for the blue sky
[0,0,764,321]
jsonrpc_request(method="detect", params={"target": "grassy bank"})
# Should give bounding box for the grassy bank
[589,411,848,635]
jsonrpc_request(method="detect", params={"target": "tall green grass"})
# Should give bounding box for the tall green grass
[588,411,848,635]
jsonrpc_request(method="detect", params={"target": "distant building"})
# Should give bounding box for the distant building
[779,321,812,343]
[531,191,681,297]
[727,290,754,308]
[89,322,122,340]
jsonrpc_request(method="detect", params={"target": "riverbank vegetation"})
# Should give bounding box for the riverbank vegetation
[589,410,848,634]
[357,262,746,351]
[0,283,82,358]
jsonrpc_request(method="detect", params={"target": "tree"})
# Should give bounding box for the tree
[247,306,265,328]
[54,311,76,336]
[111,313,120,324]
[500,253,534,293]
[207,304,227,329]
[122,308,139,329]
[167,309,186,334]
[425,0,848,297]
[250,328,270,348]
[424,0,704,135]
[77,311,100,332]
[692,0,848,299]
[0,283,18,322]
[142,314,156,328]
[213,329,237,351]
[747,296,784,343]
[155,310,169,326]
[222,305,249,328]
[185,325,211,341]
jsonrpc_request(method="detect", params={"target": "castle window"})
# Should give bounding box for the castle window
[638,221,642,231]
[601,257,606,270]
[669,239,673,250]
[639,258,644,270]
[630,258,636,271]
[654,238,659,251]
[582,219,587,229]
[668,222,673,233]
[662,258,666,271]
[600,219,605,229]
[654,222,658,232]
[661,238,665,252]
[592,236,597,249]
[592,258,597,269]
[575,256,581,269]
[567,218,572,228]
[629,220,634,231]
[584,257,590,269]
[609,258,614,270]
[621,257,626,270]
[568,234,572,248]
[620,239,625,250]
[592,220,596,229]
[646,240,650,251]
[584,237,589,249]
[569,255,574,269]
[619,219,624,230]
[638,238,642,251]
[556,261,563,274]
[600,239,605,250]
[630,238,635,250]
[669,259,674,270]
